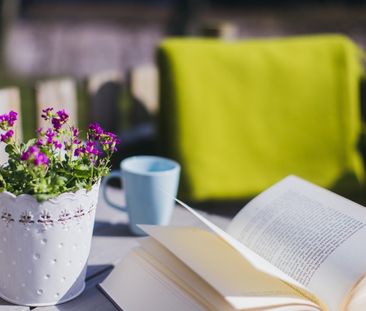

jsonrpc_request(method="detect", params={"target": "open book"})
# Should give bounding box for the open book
[99,176,366,311]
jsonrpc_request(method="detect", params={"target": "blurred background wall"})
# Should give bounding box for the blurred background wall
[2,0,366,78]
[1,0,366,145]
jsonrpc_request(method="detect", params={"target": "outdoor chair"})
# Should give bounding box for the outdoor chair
[158,34,366,202]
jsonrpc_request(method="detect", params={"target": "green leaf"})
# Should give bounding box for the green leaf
[15,164,24,172]
[75,164,89,171]
[25,138,37,148]
[54,176,67,186]
[34,193,57,202]
[74,170,90,178]
[5,144,15,155]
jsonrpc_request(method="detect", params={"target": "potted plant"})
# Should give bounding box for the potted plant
[0,108,119,306]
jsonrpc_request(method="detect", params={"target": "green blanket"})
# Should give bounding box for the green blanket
[158,35,365,201]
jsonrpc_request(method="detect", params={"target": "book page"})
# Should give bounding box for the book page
[138,238,238,311]
[140,225,321,310]
[345,275,366,311]
[171,197,308,288]
[99,249,208,311]
[226,176,366,311]
[169,196,323,307]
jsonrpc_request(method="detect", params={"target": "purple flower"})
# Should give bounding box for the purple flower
[41,108,54,121]
[74,146,85,157]
[57,110,69,122]
[100,132,120,152]
[45,128,56,144]
[20,151,30,161]
[14,109,120,172]
[20,145,37,161]
[72,127,79,138]
[100,132,114,144]
[0,130,14,143]
[0,111,17,130]
[71,126,81,145]
[88,122,104,140]
[45,128,55,137]
[74,140,101,158]
[53,140,62,149]
[20,145,49,166]
[51,109,69,131]
[85,141,101,156]
[36,139,44,146]
[34,152,49,166]
[8,111,17,126]
[51,118,62,131]
[86,122,120,152]
[38,128,60,148]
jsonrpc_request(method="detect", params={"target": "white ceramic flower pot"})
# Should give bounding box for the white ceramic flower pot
[0,182,100,306]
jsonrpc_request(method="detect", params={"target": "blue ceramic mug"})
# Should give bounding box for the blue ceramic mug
[101,156,180,235]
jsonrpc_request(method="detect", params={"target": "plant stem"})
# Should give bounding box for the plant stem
[90,164,94,187]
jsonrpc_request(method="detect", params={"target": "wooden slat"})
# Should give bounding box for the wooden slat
[124,64,158,154]
[0,87,22,164]
[87,70,123,132]
[36,78,78,129]
[201,21,239,40]
[129,64,159,116]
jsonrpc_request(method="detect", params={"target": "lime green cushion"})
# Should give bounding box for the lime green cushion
[158,35,365,201]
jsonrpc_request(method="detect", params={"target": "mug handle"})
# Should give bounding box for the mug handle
[101,171,126,211]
